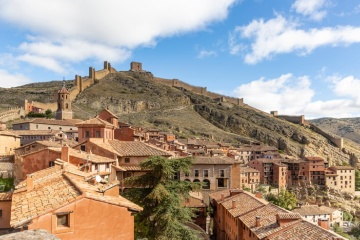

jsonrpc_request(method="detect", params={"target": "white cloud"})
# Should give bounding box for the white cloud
[233,73,314,114]
[0,0,235,72]
[0,69,32,88]
[230,15,360,64]
[233,73,360,118]
[291,0,327,21]
[197,50,217,59]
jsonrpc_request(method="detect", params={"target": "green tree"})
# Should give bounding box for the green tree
[123,156,201,240]
[343,211,353,222]
[266,189,297,210]
[355,170,360,191]
[45,109,53,119]
[0,177,14,192]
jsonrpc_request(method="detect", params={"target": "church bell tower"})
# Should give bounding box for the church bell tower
[56,81,73,120]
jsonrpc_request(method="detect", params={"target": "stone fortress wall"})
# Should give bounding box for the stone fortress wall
[270,111,343,149]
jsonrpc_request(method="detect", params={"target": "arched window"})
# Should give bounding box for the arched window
[65,103,69,109]
[193,179,200,183]
[203,179,210,189]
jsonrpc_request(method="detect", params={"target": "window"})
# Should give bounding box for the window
[36,125,38,129]
[125,158,130,163]
[204,170,209,177]
[94,164,98,171]
[220,169,225,177]
[194,170,199,177]
[0,209,2,218]
[57,214,69,227]
[185,172,189,177]
[95,131,101,138]
[125,172,132,178]
[106,163,110,169]
[80,145,86,151]
[49,161,55,167]
[85,131,90,138]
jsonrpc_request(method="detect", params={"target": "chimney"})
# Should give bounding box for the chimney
[255,216,261,227]
[232,200,236,209]
[318,218,330,230]
[221,193,224,201]
[114,154,119,166]
[230,189,243,196]
[255,192,262,199]
[104,185,119,197]
[26,174,34,191]
[61,144,70,162]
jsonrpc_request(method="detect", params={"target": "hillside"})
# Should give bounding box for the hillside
[310,118,360,144]
[0,71,359,165]
[70,71,359,165]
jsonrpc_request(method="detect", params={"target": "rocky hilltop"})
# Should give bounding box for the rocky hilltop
[1,70,359,165]
[311,118,360,144]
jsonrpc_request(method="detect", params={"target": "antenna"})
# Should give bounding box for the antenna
[95,175,102,183]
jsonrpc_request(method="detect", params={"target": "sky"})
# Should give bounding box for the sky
[0,0,360,119]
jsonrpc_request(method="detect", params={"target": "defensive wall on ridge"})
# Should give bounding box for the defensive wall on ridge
[154,77,244,106]
[270,111,343,149]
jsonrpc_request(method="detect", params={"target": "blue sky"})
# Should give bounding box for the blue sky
[0,0,360,119]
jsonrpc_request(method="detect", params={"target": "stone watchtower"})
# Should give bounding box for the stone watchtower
[56,81,73,120]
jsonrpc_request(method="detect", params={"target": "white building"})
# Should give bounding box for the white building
[292,205,343,227]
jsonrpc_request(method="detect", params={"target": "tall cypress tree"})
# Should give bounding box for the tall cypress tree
[123,156,201,240]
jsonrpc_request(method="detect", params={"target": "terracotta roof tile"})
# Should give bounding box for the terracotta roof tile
[208,189,231,202]
[328,166,354,170]
[76,117,115,128]
[267,220,345,240]
[0,192,12,201]
[193,156,235,165]
[58,86,69,94]
[0,131,20,137]
[241,167,260,173]
[108,140,172,157]
[221,192,267,217]
[11,165,142,228]
[292,205,338,216]
[8,130,61,136]
[13,118,80,126]
[239,204,289,238]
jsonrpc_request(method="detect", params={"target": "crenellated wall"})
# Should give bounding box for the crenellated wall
[270,111,343,149]
[310,123,344,149]
[153,77,244,106]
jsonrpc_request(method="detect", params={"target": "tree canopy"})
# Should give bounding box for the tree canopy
[266,189,297,210]
[122,156,201,240]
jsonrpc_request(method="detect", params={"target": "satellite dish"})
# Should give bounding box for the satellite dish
[95,175,102,183]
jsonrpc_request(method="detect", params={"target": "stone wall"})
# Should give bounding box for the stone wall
[310,123,344,149]
[153,77,244,106]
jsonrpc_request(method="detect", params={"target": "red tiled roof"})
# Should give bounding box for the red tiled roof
[0,192,12,201]
[221,192,267,218]
[58,86,69,94]
[267,220,345,240]
[292,205,338,216]
[76,117,115,128]
[13,118,81,126]
[8,130,61,136]
[0,131,20,137]
[328,166,354,170]
[193,156,234,165]
[208,189,231,202]
[11,165,142,228]
[305,157,325,161]
[108,140,172,157]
